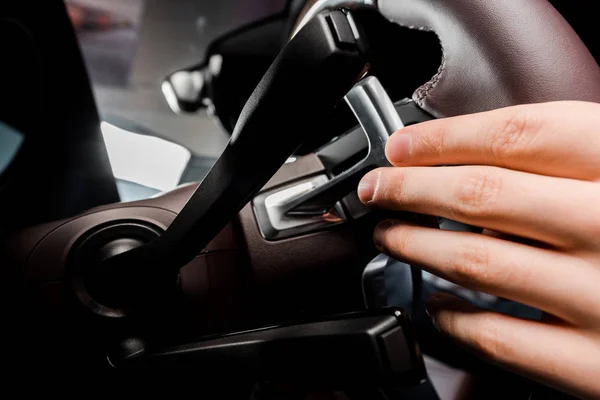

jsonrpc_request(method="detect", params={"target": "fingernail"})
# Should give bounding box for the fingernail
[425,293,448,331]
[358,170,380,204]
[386,131,412,164]
[374,220,397,250]
[425,309,440,331]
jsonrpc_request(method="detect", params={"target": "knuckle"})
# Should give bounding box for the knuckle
[372,169,404,204]
[489,111,539,160]
[375,170,412,211]
[454,170,502,218]
[416,124,447,156]
[449,242,491,286]
[384,225,414,256]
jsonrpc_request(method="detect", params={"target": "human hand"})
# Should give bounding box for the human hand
[358,101,600,399]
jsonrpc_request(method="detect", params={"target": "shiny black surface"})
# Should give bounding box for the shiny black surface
[111,308,426,391]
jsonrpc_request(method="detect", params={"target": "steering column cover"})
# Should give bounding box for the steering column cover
[379,0,600,117]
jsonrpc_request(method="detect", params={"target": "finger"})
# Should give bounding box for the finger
[359,166,600,249]
[375,222,600,326]
[425,293,600,400]
[386,101,600,181]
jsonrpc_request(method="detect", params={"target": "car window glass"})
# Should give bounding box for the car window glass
[0,121,24,177]
[67,0,285,199]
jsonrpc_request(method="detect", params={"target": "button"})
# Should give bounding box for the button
[379,326,414,373]
[326,12,356,50]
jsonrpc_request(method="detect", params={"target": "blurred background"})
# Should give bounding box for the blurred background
[67,0,287,154]
[65,0,288,199]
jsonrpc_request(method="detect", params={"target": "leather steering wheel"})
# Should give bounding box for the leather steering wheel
[296,0,600,117]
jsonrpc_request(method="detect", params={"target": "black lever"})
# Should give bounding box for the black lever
[109,308,426,390]
[88,10,370,308]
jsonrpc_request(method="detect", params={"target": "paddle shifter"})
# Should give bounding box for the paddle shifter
[88,9,372,308]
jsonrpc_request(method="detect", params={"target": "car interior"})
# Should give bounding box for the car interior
[1,0,599,398]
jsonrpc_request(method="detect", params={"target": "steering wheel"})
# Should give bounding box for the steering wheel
[5,0,600,397]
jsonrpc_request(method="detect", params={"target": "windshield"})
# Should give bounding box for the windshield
[68,0,287,199]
